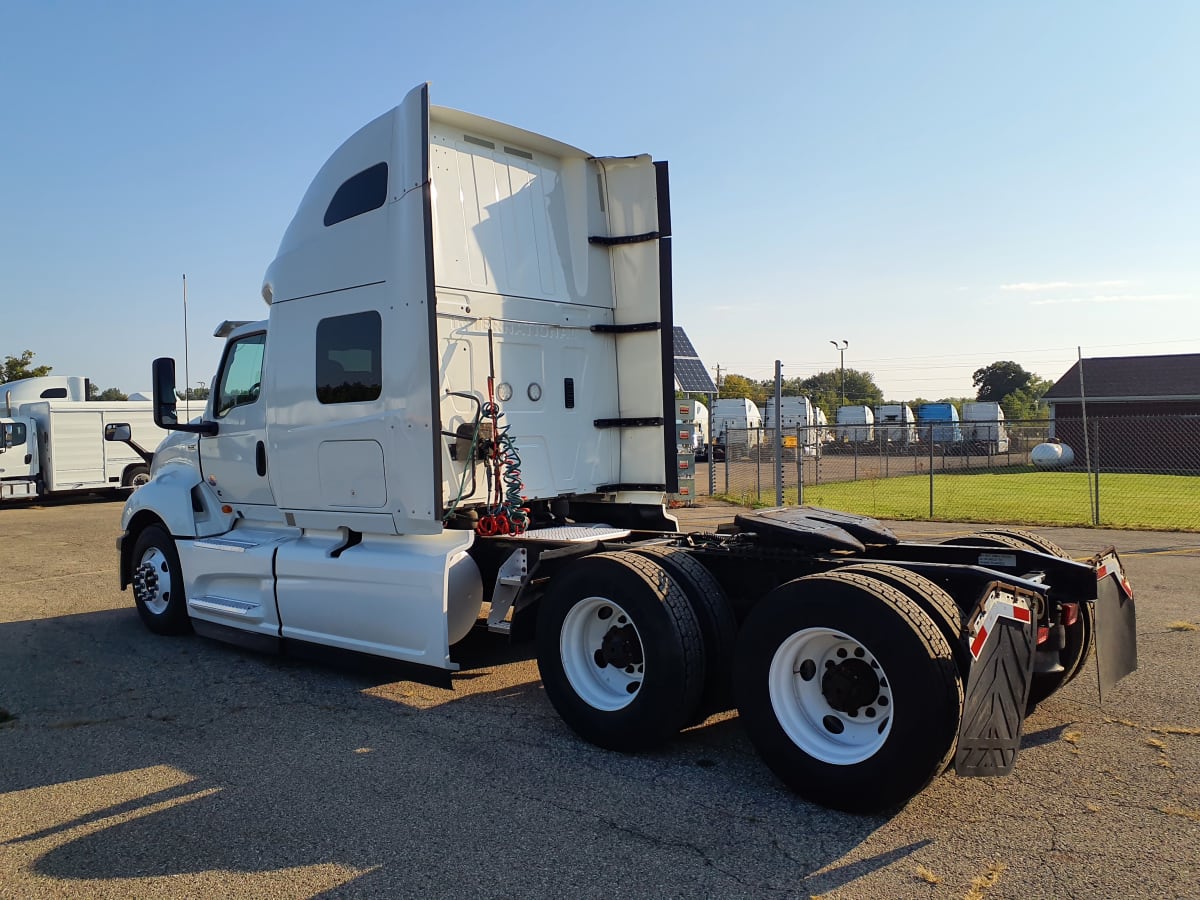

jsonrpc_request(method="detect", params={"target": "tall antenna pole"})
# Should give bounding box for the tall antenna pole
[182,274,191,410]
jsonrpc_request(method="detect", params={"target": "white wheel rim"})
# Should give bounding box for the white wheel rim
[131,472,150,488]
[768,627,893,765]
[560,597,644,711]
[133,547,173,615]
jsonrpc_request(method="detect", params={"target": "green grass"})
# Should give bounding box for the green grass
[720,470,1200,531]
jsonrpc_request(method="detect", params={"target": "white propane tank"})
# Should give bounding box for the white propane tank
[1031,442,1075,468]
[446,550,484,645]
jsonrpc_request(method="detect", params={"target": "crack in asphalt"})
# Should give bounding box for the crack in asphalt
[514,788,801,894]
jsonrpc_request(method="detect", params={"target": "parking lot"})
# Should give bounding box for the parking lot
[2,496,1199,898]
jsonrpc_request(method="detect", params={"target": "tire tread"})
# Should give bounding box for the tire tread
[535,550,705,751]
[735,571,963,812]
[630,545,736,708]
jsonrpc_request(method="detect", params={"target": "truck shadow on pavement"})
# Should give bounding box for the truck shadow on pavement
[1,607,917,897]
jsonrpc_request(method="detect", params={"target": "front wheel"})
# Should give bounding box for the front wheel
[735,571,963,813]
[536,551,705,752]
[124,465,151,489]
[130,525,192,635]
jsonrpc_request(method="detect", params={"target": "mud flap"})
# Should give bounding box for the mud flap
[955,585,1037,777]
[1093,550,1137,700]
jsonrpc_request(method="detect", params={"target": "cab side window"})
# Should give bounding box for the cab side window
[316,312,382,404]
[215,333,267,418]
[2,421,27,447]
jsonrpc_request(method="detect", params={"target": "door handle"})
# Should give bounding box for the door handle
[256,441,267,477]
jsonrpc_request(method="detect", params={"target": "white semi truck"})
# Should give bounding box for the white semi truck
[113,84,1137,813]
[1,376,161,501]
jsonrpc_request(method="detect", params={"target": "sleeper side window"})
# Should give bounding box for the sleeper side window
[324,162,388,227]
[214,333,267,418]
[316,312,382,404]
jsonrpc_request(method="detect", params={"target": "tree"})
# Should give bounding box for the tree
[2,350,52,383]
[95,387,129,401]
[799,369,883,419]
[1000,375,1054,421]
[973,361,1034,402]
[717,373,768,405]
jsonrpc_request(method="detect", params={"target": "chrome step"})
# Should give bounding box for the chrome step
[189,595,262,618]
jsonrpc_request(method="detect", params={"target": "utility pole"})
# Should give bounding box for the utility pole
[774,360,783,506]
[830,340,849,407]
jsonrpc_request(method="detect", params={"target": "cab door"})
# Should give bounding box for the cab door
[199,330,275,508]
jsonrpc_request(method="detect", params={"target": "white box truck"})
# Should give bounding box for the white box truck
[111,84,1136,813]
[1,377,163,501]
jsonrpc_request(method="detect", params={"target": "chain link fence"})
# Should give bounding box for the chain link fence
[695,416,1200,531]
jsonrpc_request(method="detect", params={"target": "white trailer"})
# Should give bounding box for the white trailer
[761,396,820,448]
[835,404,875,443]
[112,84,1136,814]
[874,404,917,444]
[712,397,761,458]
[1,379,165,501]
[962,401,1010,453]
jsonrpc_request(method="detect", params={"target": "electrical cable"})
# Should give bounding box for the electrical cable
[475,320,528,536]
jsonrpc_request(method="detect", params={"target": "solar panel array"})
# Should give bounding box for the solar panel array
[673,326,717,394]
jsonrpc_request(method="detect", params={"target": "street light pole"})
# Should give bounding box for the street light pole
[829,339,849,407]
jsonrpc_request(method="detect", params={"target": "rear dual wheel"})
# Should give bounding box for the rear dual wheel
[735,572,963,813]
[836,564,971,679]
[941,530,1093,710]
[629,545,737,711]
[1026,600,1095,709]
[536,551,706,751]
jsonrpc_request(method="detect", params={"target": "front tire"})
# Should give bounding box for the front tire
[735,571,962,813]
[124,465,151,489]
[130,525,192,635]
[536,551,705,752]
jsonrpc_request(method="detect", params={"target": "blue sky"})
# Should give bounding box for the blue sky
[3,1,1197,400]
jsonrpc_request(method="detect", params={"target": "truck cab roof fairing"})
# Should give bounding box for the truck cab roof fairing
[262,84,429,307]
[261,85,594,307]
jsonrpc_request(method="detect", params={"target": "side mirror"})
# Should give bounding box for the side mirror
[105,422,132,442]
[0,425,11,451]
[151,357,218,436]
[152,358,180,428]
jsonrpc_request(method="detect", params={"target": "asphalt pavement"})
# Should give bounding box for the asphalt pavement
[1,496,1198,898]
